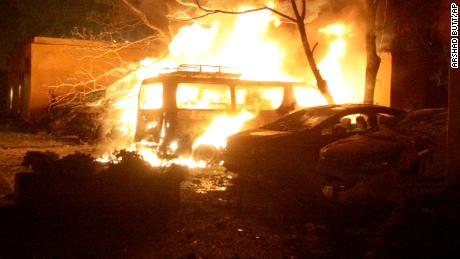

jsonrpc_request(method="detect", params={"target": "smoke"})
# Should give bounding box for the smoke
[304,0,333,23]
[122,0,172,35]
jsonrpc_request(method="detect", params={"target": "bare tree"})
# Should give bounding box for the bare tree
[49,0,166,104]
[120,0,172,43]
[46,1,165,135]
[364,0,381,104]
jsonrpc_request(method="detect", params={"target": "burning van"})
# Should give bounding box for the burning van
[134,64,301,160]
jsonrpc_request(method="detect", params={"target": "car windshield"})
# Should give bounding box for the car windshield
[261,108,338,131]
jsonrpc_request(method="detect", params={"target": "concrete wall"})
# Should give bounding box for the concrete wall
[9,37,160,122]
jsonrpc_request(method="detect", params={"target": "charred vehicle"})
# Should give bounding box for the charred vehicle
[48,89,107,142]
[317,108,446,195]
[223,104,406,173]
[135,65,302,158]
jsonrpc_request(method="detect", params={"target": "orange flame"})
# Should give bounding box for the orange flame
[193,110,255,150]
[317,23,365,103]
[102,4,365,168]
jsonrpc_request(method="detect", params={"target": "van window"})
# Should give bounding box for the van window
[235,85,283,110]
[177,83,231,110]
[139,83,163,109]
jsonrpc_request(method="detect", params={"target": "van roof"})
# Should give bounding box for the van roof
[142,64,303,86]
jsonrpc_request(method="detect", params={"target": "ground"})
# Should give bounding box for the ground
[1,128,460,258]
[0,131,95,201]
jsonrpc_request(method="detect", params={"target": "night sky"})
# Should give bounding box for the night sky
[0,0,19,70]
[0,0,100,70]
[0,0,161,71]
[0,0,448,70]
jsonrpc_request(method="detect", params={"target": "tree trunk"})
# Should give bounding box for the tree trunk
[364,0,381,104]
[291,0,334,104]
[296,21,334,104]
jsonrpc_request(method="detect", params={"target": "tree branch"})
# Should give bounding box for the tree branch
[311,42,318,54]
[301,0,306,20]
[120,0,171,42]
[193,0,297,22]
[77,35,161,60]
[290,0,301,20]
[168,11,219,22]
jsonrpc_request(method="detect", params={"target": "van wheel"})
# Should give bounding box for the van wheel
[192,145,218,162]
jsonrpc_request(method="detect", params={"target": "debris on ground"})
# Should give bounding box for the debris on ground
[0,108,459,258]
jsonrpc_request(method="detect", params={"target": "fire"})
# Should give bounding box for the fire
[287,23,366,107]
[193,110,255,150]
[101,3,366,168]
[293,86,328,107]
[176,83,230,109]
[219,6,287,80]
[316,23,365,103]
[112,85,141,136]
[97,142,208,168]
[164,5,289,81]
[168,23,219,65]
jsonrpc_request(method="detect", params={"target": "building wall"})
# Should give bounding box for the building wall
[0,70,7,116]
[374,52,392,107]
[389,0,448,110]
[7,44,29,118]
[9,36,160,122]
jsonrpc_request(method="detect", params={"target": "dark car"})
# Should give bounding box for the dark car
[223,104,406,173]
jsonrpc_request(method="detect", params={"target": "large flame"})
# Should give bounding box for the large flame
[101,4,365,168]
[193,110,255,150]
[317,23,365,103]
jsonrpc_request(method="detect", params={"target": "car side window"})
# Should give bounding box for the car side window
[339,113,370,133]
[320,113,372,136]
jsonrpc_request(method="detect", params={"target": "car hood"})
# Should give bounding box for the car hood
[319,128,410,174]
[226,128,299,153]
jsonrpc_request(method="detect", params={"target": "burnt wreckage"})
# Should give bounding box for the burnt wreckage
[135,64,305,159]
